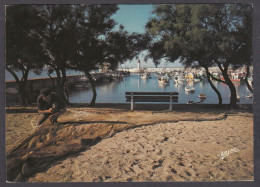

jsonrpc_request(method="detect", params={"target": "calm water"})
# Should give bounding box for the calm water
[68,73,253,104]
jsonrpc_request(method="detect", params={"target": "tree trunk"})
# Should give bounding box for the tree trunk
[244,65,253,93]
[60,68,70,105]
[61,68,66,87]
[49,67,69,105]
[54,68,62,89]
[54,69,65,98]
[204,67,222,105]
[84,70,97,106]
[48,74,55,88]
[6,67,29,106]
[18,84,27,106]
[215,62,237,107]
[222,70,237,107]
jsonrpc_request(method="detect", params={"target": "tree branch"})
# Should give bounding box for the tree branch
[208,71,226,84]
[6,67,20,83]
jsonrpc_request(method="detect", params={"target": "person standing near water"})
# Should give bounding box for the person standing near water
[36,88,67,126]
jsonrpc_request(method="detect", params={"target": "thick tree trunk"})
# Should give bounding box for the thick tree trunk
[215,63,237,107]
[204,67,222,105]
[18,84,28,106]
[84,70,97,107]
[222,71,237,107]
[48,74,55,88]
[6,67,29,106]
[60,68,70,105]
[244,65,253,93]
[53,68,69,104]
[54,68,61,88]
[61,68,66,87]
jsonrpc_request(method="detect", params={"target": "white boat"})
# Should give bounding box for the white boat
[185,86,195,93]
[141,72,151,79]
[193,78,201,82]
[246,94,253,98]
[163,75,170,81]
[158,76,169,84]
[164,73,171,79]
[174,75,185,84]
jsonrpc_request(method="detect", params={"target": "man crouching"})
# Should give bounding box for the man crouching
[37,88,67,126]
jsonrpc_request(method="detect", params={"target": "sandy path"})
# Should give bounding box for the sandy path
[28,113,253,182]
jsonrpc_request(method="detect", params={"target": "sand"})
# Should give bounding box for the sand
[20,110,253,182]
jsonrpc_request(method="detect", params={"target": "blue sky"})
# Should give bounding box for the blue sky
[112,5,183,68]
[112,4,154,33]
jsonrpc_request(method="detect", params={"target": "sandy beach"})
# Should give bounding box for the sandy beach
[5,105,253,182]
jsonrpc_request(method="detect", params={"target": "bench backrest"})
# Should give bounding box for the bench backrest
[125,92,178,102]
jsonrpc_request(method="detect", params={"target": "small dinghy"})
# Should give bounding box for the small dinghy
[246,94,253,99]
[198,93,206,99]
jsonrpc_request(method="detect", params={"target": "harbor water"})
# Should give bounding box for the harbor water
[68,73,253,104]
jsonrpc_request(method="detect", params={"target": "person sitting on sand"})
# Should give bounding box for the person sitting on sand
[37,88,67,126]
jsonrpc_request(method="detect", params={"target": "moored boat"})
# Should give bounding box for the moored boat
[185,86,195,93]
[186,73,194,81]
[246,94,253,98]
[198,93,206,99]
[174,74,185,84]
[158,76,169,84]
[141,72,151,79]
[193,77,201,82]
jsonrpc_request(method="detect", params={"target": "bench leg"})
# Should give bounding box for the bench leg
[169,95,173,111]
[131,94,134,110]
[131,101,134,110]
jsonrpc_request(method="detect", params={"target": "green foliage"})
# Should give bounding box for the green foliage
[146,4,252,68]
[68,5,148,72]
[6,5,48,72]
[146,4,252,106]
[6,4,149,106]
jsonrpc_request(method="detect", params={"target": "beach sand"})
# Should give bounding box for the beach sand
[6,106,253,182]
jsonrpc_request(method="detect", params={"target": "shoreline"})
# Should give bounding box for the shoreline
[6,103,254,110]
